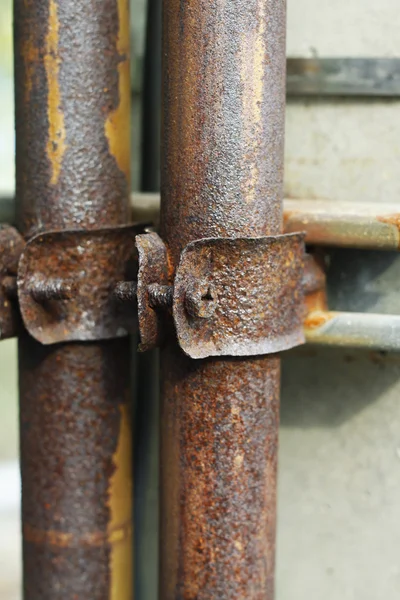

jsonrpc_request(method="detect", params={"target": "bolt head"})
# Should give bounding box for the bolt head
[185,279,217,319]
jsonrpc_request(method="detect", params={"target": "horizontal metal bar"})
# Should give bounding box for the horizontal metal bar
[287,58,400,97]
[131,56,400,98]
[1,195,398,251]
[283,199,400,250]
[304,311,400,351]
[131,195,400,251]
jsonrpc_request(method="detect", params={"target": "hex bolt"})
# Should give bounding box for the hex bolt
[184,279,217,319]
[148,283,173,310]
[29,278,77,302]
[114,281,138,302]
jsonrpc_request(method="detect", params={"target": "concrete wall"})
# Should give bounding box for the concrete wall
[277,1,400,598]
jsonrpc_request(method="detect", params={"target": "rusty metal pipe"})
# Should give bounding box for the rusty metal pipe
[14,1,133,597]
[160,0,286,597]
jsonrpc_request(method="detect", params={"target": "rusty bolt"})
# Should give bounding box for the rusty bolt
[148,283,173,310]
[114,281,137,302]
[29,278,77,302]
[185,279,217,319]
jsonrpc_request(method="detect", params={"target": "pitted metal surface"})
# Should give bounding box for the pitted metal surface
[173,234,305,359]
[14,0,133,597]
[160,0,287,595]
[17,225,141,344]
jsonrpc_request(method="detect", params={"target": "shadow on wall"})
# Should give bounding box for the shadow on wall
[281,346,400,428]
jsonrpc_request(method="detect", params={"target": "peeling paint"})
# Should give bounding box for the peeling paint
[44,0,66,186]
[105,0,130,181]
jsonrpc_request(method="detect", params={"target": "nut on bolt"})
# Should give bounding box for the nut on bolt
[185,279,217,319]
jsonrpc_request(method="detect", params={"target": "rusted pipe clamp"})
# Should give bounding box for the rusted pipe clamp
[17,225,144,344]
[134,231,306,358]
[0,225,306,353]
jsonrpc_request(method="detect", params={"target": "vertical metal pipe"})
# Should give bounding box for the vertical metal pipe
[141,0,162,192]
[135,0,162,594]
[14,1,133,598]
[160,0,286,598]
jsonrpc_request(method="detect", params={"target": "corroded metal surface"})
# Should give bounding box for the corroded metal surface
[14,1,130,238]
[14,0,133,597]
[18,226,141,344]
[136,231,169,352]
[160,0,287,596]
[173,235,305,359]
[0,226,25,339]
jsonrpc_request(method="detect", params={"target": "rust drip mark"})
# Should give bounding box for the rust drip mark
[44,0,66,185]
[23,522,132,548]
[377,214,400,248]
[241,0,266,204]
[304,310,334,330]
[108,403,133,600]
[105,0,131,181]
[304,289,328,315]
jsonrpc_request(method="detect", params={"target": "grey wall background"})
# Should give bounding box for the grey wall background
[279,2,400,599]
[0,0,400,599]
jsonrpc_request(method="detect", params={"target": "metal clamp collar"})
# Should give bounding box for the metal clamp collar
[135,231,305,358]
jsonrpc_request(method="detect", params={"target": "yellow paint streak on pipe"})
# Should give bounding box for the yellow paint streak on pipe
[108,403,133,600]
[105,0,131,182]
[44,0,66,185]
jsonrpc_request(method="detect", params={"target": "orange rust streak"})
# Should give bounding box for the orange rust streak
[44,0,66,185]
[305,289,328,314]
[377,213,400,229]
[304,309,334,330]
[23,522,132,548]
[105,0,130,182]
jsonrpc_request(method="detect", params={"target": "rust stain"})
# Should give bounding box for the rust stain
[44,0,66,185]
[105,0,130,181]
[304,289,328,314]
[108,403,133,600]
[377,213,400,246]
[23,522,131,548]
[304,310,334,330]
